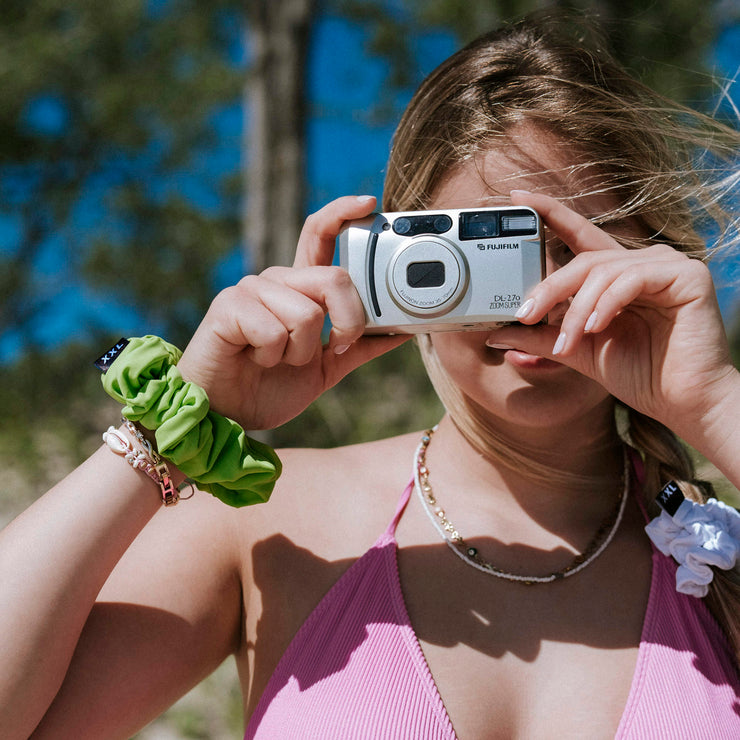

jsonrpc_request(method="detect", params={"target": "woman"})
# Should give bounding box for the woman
[2,13,739,739]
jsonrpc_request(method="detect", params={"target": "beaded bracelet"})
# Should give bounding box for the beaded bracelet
[95,336,282,508]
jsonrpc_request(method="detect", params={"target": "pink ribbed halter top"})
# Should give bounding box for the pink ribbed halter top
[245,476,739,738]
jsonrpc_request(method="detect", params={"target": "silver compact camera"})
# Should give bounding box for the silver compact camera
[337,206,545,334]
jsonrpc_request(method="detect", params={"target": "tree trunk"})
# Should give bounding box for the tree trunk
[243,0,315,274]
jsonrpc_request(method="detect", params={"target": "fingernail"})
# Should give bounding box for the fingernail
[333,344,350,355]
[515,298,535,319]
[552,332,567,356]
[356,195,374,203]
[510,189,532,198]
[486,342,515,350]
[584,310,598,333]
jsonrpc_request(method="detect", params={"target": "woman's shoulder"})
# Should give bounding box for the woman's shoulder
[279,429,421,487]
[234,430,423,557]
[276,429,422,511]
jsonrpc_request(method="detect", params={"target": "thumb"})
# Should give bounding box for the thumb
[487,324,598,380]
[323,334,411,388]
[487,324,561,358]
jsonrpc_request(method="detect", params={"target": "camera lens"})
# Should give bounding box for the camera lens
[393,217,412,235]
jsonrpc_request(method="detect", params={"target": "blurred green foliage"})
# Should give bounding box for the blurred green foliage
[1,0,738,510]
[0,0,244,353]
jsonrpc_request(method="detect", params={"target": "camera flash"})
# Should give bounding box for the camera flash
[500,215,537,234]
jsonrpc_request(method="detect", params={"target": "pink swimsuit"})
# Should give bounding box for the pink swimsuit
[245,479,740,738]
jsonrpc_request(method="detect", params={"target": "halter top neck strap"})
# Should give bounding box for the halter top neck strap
[384,479,415,538]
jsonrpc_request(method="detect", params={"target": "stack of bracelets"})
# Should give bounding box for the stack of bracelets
[102,419,189,506]
[95,335,282,508]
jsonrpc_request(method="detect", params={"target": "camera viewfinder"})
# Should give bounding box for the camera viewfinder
[459,209,538,240]
[459,211,499,240]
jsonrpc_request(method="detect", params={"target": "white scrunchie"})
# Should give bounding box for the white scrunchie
[645,497,740,598]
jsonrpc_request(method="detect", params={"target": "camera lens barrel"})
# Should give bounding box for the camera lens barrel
[387,237,468,317]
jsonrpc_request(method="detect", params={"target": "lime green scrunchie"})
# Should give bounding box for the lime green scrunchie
[101,335,281,508]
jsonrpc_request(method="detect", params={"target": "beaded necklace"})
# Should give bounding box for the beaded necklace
[414,427,629,585]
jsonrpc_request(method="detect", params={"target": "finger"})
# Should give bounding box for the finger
[510,190,623,254]
[261,265,367,352]
[293,195,377,269]
[241,276,328,366]
[536,252,691,357]
[486,323,567,362]
[515,245,682,328]
[209,282,292,368]
[515,250,625,326]
[573,257,696,337]
[486,323,598,378]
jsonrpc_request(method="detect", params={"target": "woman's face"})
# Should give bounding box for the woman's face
[426,140,621,444]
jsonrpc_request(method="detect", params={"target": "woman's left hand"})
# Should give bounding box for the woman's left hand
[490,190,739,450]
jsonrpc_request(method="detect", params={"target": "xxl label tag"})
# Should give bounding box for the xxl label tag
[94,338,130,373]
[656,480,685,517]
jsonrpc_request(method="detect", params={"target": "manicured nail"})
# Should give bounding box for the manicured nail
[510,189,532,197]
[333,344,350,355]
[515,298,535,319]
[356,195,374,203]
[552,332,567,356]
[486,342,515,350]
[584,310,598,333]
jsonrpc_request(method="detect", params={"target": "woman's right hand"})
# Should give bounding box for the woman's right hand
[177,195,409,430]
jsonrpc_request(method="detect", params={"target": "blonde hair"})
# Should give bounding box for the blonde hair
[382,13,740,663]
